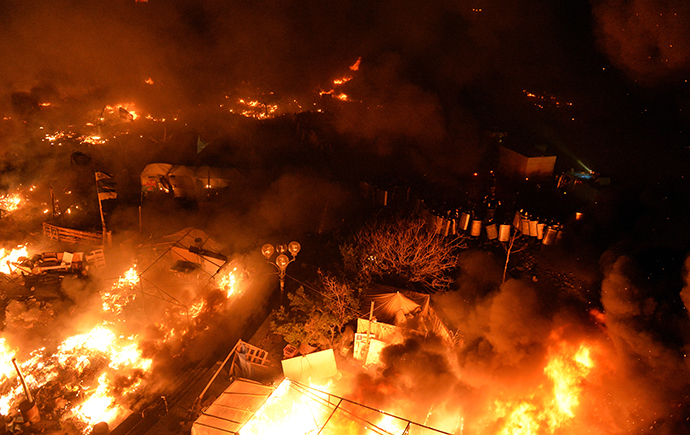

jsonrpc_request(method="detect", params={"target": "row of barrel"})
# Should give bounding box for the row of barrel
[426,209,563,245]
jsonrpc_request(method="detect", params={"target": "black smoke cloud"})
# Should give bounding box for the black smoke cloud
[338,249,690,434]
[0,0,628,179]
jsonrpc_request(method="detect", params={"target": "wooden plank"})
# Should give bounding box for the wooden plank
[42,222,104,246]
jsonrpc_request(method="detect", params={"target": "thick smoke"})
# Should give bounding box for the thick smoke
[0,0,688,432]
[592,0,690,87]
[0,0,612,182]
[337,249,690,434]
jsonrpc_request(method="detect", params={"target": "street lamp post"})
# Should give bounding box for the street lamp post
[261,241,301,305]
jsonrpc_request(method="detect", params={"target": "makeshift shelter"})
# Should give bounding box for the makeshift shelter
[140,163,243,199]
[141,227,228,277]
[363,284,453,343]
[193,378,454,435]
[132,228,232,311]
[192,379,273,435]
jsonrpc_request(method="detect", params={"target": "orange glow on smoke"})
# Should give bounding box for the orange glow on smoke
[488,339,596,435]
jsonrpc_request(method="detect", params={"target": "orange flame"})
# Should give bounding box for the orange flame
[490,340,595,435]
[217,267,241,298]
[0,193,23,212]
[0,245,29,274]
[102,267,139,314]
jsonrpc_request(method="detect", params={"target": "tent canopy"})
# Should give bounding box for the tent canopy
[192,379,273,435]
[364,284,430,323]
[193,378,454,435]
[363,284,453,344]
[141,163,243,198]
[151,228,228,276]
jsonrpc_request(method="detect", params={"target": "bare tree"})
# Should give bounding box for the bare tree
[501,228,531,283]
[341,215,465,292]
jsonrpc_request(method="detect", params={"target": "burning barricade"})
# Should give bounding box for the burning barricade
[0,225,254,434]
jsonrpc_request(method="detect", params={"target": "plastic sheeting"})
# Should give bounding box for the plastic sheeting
[140,163,243,198]
[192,379,273,435]
[363,285,453,344]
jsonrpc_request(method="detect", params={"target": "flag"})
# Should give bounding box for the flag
[95,172,117,201]
[119,107,134,121]
[197,135,209,154]
[50,187,61,219]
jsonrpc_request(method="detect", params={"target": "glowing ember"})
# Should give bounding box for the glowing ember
[0,321,151,433]
[234,98,278,119]
[188,299,206,318]
[102,267,140,314]
[0,193,22,212]
[81,134,108,145]
[522,89,572,110]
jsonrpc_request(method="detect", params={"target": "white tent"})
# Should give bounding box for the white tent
[364,284,454,344]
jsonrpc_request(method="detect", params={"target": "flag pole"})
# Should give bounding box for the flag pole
[96,172,108,244]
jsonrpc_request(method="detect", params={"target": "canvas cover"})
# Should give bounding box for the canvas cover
[281,348,338,384]
[192,379,273,435]
[140,228,228,278]
[234,379,454,434]
[141,163,243,198]
[364,285,453,344]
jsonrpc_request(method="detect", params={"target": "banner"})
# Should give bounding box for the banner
[50,187,61,219]
[95,172,117,201]
[118,107,134,121]
[197,135,209,154]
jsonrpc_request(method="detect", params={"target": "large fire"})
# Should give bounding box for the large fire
[484,339,596,435]
[0,254,250,434]
[228,332,599,435]
[0,245,29,274]
[0,193,23,213]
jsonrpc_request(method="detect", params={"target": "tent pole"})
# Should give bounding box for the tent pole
[96,173,108,245]
[364,301,374,363]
